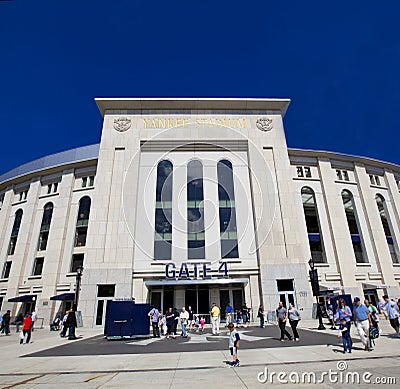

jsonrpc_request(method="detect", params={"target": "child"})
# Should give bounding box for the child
[200,317,205,332]
[228,323,240,367]
[327,304,336,330]
[194,315,200,332]
[338,318,352,353]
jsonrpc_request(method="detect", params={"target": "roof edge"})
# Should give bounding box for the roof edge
[94,97,291,117]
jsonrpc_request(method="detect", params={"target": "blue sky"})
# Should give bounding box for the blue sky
[0,1,399,175]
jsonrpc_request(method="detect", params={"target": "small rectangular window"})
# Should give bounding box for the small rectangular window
[82,177,88,188]
[304,167,311,178]
[71,254,84,273]
[89,176,95,187]
[47,184,52,194]
[336,170,342,180]
[53,182,58,193]
[369,175,375,185]
[32,257,44,276]
[2,261,11,279]
[97,285,115,298]
[296,167,304,177]
[375,176,381,186]
[343,171,349,181]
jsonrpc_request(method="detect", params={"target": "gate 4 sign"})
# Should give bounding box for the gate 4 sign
[165,262,229,280]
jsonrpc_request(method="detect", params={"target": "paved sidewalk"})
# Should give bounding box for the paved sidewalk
[0,320,398,388]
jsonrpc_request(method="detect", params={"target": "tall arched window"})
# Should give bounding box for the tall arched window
[187,160,205,259]
[376,195,399,263]
[75,196,91,247]
[218,160,239,258]
[154,160,173,260]
[7,209,23,255]
[301,187,325,263]
[341,190,366,263]
[37,202,54,251]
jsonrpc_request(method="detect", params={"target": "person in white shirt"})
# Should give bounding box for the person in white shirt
[180,307,189,338]
[382,295,399,336]
[31,309,37,331]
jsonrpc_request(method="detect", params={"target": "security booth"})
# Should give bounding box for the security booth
[104,299,150,340]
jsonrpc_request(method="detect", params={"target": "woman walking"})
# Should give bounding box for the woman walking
[165,308,175,339]
[288,303,301,341]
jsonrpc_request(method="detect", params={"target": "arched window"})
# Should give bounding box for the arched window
[154,160,173,260]
[376,195,399,263]
[218,160,239,258]
[37,202,54,251]
[187,160,205,259]
[7,209,23,255]
[341,190,366,263]
[301,187,325,263]
[74,196,91,247]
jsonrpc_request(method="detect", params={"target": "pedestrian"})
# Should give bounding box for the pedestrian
[180,307,189,338]
[20,313,32,344]
[327,302,336,330]
[14,313,24,333]
[338,318,352,353]
[257,305,265,328]
[364,299,380,332]
[173,307,180,336]
[353,297,373,351]
[31,309,37,331]
[187,306,194,331]
[334,298,352,332]
[1,310,11,336]
[276,301,292,341]
[288,303,301,341]
[210,302,220,335]
[236,310,242,326]
[225,302,233,325]
[199,316,205,332]
[59,311,69,337]
[382,295,399,336]
[148,305,161,338]
[65,309,77,340]
[165,308,175,339]
[194,314,200,332]
[242,304,248,325]
[227,322,240,367]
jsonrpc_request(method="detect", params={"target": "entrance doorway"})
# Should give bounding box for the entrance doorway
[219,288,244,321]
[150,287,175,314]
[364,289,378,306]
[95,285,115,326]
[185,287,210,315]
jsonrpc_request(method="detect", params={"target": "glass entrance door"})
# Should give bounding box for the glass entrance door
[219,287,244,321]
[184,287,210,315]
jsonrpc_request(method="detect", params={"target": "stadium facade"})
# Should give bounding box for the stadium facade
[0,98,399,327]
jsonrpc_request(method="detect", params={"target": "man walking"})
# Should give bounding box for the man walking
[382,295,399,336]
[276,301,292,341]
[31,309,37,331]
[180,307,189,338]
[211,303,220,335]
[225,302,233,325]
[353,297,373,351]
[148,306,161,338]
[1,310,11,336]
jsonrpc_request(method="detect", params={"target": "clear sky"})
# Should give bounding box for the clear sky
[0,1,399,175]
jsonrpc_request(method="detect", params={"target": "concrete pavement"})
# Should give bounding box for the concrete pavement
[0,319,398,388]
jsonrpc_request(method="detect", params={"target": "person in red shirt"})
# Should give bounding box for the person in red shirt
[20,313,32,344]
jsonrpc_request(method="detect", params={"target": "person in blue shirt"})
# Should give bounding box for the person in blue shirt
[333,298,353,332]
[353,297,373,351]
[225,303,233,325]
[338,318,352,353]
[382,295,400,336]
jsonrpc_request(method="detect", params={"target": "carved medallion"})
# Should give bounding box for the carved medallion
[113,117,131,132]
[256,117,273,132]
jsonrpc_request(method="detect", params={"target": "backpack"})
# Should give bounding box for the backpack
[369,326,379,340]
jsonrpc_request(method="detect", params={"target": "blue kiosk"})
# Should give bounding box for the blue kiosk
[104,299,150,340]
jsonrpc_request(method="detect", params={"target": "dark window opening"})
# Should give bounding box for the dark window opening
[32,257,44,276]
[71,254,84,273]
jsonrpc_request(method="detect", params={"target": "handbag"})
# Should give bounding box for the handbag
[19,331,24,340]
